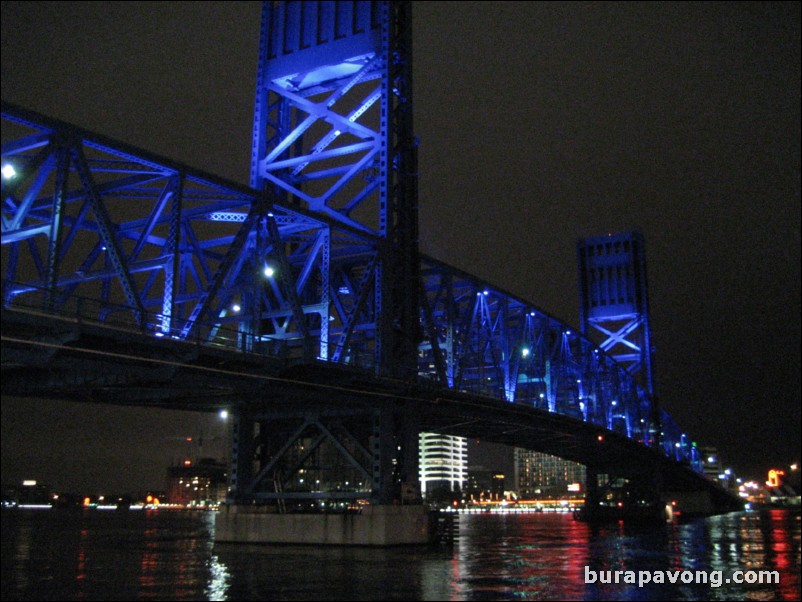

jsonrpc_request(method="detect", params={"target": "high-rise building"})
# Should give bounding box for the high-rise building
[514,449,585,498]
[419,433,467,499]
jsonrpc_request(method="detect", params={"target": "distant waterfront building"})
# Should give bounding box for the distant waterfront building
[514,448,585,498]
[466,468,506,501]
[3,480,53,507]
[419,433,467,499]
[166,458,228,506]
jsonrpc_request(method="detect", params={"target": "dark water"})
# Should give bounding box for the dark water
[2,508,799,601]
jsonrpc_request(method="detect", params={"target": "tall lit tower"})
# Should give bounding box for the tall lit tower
[249,1,419,379]
[228,1,423,506]
[577,231,655,396]
[577,230,659,458]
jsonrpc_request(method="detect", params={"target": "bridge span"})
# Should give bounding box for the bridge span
[2,1,741,541]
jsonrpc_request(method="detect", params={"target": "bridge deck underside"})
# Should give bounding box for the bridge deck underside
[2,308,723,501]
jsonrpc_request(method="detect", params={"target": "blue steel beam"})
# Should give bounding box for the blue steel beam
[578,232,656,395]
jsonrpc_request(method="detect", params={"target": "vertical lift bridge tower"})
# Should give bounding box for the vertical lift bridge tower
[577,232,663,517]
[577,232,655,401]
[224,1,423,525]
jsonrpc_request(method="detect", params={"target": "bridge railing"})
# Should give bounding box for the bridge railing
[1,279,307,361]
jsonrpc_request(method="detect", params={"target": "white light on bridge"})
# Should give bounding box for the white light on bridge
[263,265,275,278]
[219,409,229,420]
[2,164,17,179]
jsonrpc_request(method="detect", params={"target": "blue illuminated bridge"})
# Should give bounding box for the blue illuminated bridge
[1,2,740,519]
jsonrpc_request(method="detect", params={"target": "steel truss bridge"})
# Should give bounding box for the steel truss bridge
[1,2,739,514]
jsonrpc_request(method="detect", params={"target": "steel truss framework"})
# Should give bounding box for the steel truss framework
[1,102,702,501]
[0,1,703,504]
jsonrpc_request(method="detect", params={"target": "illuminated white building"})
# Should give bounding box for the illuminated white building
[419,433,467,498]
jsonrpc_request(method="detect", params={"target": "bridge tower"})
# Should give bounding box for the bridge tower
[227,1,423,509]
[250,0,419,378]
[577,232,655,397]
[577,231,665,520]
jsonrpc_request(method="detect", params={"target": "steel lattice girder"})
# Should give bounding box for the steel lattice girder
[1,108,701,475]
[1,103,381,365]
[417,258,654,445]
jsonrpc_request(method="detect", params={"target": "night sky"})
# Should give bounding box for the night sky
[2,2,799,494]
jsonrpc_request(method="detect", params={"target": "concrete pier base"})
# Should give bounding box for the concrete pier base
[215,504,430,546]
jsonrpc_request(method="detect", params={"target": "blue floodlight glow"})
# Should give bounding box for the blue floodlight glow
[2,164,17,179]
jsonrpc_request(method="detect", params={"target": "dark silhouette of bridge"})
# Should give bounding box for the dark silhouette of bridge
[1,2,740,520]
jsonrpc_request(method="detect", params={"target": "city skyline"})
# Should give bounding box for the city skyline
[2,2,799,493]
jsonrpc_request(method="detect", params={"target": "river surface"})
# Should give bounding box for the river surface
[1,507,799,601]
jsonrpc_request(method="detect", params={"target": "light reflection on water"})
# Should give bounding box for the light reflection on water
[1,508,799,601]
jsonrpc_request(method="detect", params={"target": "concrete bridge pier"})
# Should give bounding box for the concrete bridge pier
[215,503,431,546]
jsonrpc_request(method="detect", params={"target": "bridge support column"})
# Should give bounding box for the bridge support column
[220,400,427,545]
[584,467,602,520]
